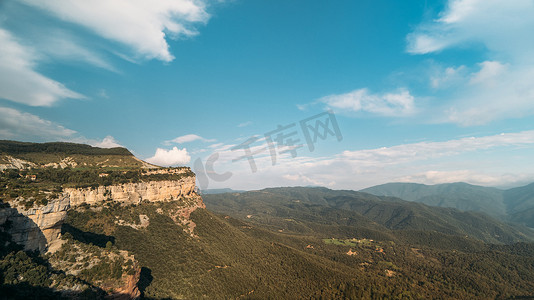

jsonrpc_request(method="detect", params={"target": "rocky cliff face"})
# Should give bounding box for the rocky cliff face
[65,176,196,207]
[108,267,142,300]
[0,196,70,253]
[0,174,199,253]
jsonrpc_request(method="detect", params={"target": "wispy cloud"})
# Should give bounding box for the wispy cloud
[37,30,117,72]
[0,105,125,150]
[195,130,534,190]
[165,134,215,145]
[237,121,253,128]
[20,0,210,62]
[430,65,467,89]
[319,88,416,117]
[0,106,76,140]
[407,0,534,125]
[339,131,534,165]
[0,28,84,106]
[97,89,110,99]
[0,105,207,155]
[407,0,534,60]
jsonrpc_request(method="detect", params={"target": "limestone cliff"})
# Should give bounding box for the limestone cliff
[1,174,200,253]
[65,176,196,207]
[0,196,69,253]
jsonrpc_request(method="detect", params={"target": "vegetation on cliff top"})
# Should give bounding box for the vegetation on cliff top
[0,140,156,171]
[0,167,194,209]
[0,140,132,156]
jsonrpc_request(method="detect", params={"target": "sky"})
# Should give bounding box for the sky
[1,0,534,190]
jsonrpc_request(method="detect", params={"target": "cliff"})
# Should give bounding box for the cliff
[0,175,199,253]
[65,176,196,207]
[0,196,69,253]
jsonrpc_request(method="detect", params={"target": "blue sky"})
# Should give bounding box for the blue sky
[1,0,534,190]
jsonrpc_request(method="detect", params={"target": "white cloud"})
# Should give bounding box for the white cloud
[237,121,253,128]
[0,28,84,106]
[319,88,416,117]
[91,136,122,148]
[0,106,76,140]
[20,0,210,62]
[146,147,191,166]
[469,61,507,85]
[165,134,215,144]
[444,63,534,126]
[407,34,456,55]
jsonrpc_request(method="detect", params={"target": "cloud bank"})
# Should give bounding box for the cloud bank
[197,130,534,190]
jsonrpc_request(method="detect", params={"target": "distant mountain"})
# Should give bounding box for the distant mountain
[361,182,506,217]
[505,183,534,227]
[204,186,534,245]
[361,182,534,228]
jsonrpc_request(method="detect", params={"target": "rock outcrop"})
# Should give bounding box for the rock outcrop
[0,155,37,171]
[108,266,142,300]
[0,196,70,253]
[158,194,206,237]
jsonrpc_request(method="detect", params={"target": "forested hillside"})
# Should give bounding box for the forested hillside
[362,182,534,228]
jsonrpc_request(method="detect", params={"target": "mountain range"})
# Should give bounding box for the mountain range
[361,182,534,228]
